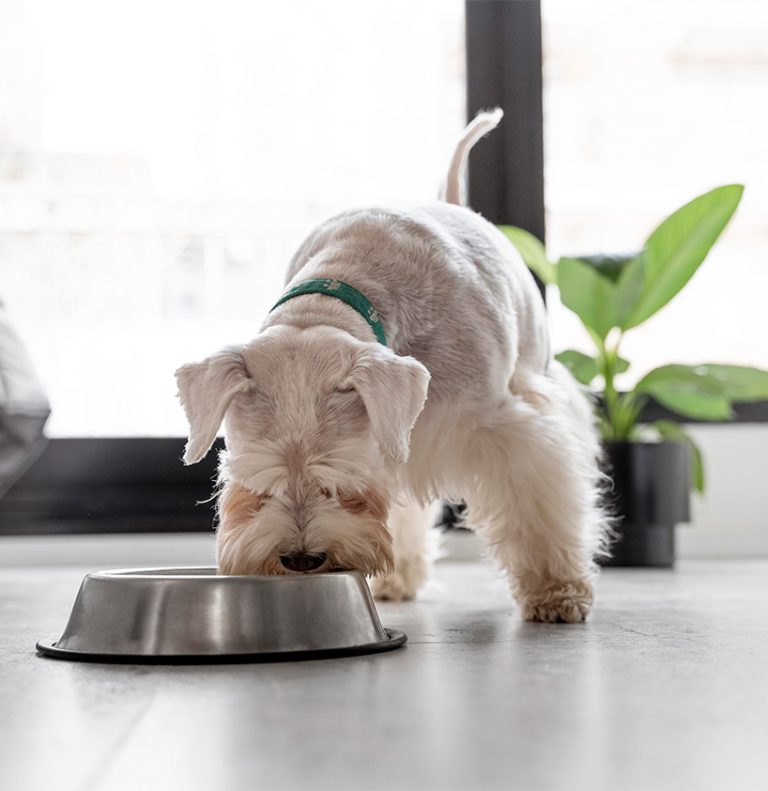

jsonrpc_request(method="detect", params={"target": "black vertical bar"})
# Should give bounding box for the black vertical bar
[465,0,545,244]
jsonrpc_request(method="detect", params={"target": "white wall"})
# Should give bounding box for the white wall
[678,424,768,557]
[0,533,216,568]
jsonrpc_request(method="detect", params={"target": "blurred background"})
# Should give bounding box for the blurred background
[0,0,766,558]
[2,0,766,436]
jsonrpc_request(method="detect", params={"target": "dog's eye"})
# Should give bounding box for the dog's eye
[337,491,369,514]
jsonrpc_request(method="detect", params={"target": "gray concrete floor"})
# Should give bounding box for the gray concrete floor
[2,560,768,791]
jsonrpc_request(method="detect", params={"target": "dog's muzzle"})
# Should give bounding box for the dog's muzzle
[279,552,327,573]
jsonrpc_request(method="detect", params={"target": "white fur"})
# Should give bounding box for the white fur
[370,499,442,601]
[176,109,610,622]
[442,106,504,206]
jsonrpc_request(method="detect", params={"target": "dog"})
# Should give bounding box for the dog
[175,109,609,623]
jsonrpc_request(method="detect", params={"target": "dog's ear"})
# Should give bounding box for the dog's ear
[343,345,430,464]
[175,348,254,465]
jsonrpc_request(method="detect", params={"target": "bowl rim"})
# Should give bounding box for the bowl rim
[35,629,407,664]
[86,566,363,581]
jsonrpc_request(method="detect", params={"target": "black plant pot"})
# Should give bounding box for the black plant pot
[601,441,691,568]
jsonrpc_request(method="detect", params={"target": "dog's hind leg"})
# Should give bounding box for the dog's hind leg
[371,499,441,601]
[463,372,608,622]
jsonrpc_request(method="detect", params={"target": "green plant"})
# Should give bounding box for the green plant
[500,185,768,492]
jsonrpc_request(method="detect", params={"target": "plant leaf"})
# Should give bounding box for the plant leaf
[557,257,618,340]
[615,356,630,374]
[567,253,638,284]
[688,364,768,403]
[623,184,744,329]
[652,420,705,493]
[634,364,734,420]
[498,226,557,285]
[555,350,599,385]
[610,392,646,440]
[615,252,647,328]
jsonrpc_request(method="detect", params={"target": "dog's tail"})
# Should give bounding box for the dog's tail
[441,108,503,207]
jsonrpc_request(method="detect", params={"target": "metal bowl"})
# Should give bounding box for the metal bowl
[36,567,406,663]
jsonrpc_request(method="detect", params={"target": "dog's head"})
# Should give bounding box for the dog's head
[175,325,430,576]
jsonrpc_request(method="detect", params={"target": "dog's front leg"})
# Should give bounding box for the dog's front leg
[465,399,606,623]
[370,499,440,601]
[475,489,597,623]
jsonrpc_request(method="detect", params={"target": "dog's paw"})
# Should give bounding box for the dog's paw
[520,580,593,623]
[371,560,427,602]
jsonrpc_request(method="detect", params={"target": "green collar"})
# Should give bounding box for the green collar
[270,278,387,346]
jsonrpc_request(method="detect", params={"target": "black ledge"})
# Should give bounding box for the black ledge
[1,399,766,536]
[0,437,223,536]
[627,399,768,425]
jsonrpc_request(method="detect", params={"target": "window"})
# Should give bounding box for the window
[541,0,768,383]
[0,0,465,437]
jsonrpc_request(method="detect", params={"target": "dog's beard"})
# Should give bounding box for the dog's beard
[216,481,394,577]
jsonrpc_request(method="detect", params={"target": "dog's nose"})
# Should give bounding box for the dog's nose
[279,552,327,573]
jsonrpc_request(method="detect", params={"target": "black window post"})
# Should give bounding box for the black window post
[465,0,546,297]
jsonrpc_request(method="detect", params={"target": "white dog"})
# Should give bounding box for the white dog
[176,110,609,623]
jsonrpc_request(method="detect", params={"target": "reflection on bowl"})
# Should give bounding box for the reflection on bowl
[37,567,406,663]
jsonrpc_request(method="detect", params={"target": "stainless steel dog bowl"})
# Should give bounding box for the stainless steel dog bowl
[36,567,406,663]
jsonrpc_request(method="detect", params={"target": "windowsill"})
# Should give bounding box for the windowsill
[0,531,483,568]
[3,519,768,570]
[0,532,217,568]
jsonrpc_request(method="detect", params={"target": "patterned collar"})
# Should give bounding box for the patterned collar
[269,278,387,346]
